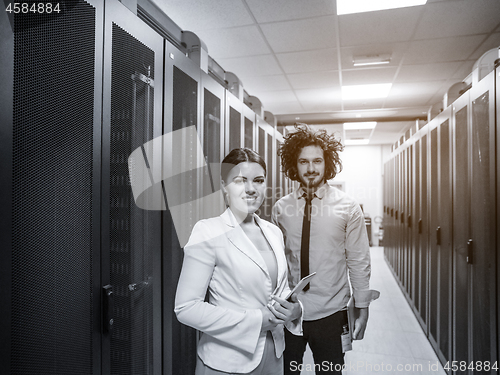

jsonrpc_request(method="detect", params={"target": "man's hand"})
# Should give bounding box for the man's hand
[353,307,369,340]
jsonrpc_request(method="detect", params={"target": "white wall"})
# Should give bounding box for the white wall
[329,144,391,246]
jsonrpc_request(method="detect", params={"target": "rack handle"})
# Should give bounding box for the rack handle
[467,239,473,264]
[103,285,114,332]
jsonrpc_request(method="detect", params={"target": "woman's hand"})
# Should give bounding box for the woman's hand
[260,305,285,331]
[268,294,302,324]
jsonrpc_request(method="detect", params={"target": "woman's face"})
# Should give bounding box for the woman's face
[222,162,266,217]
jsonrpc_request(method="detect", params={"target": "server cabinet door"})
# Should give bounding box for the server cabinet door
[201,73,226,220]
[409,143,416,304]
[102,1,163,374]
[451,90,470,373]
[428,115,440,351]
[427,107,452,363]
[419,130,429,329]
[414,137,421,321]
[3,1,104,374]
[438,109,452,364]
[255,118,273,221]
[163,42,201,375]
[469,71,497,369]
[225,91,243,152]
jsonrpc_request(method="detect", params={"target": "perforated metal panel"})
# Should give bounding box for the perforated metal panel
[109,23,157,375]
[11,1,96,374]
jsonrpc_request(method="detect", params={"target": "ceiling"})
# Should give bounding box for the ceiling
[150,0,500,144]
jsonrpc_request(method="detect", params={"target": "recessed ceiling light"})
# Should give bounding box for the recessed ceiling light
[344,139,370,145]
[343,122,377,130]
[295,117,300,120]
[337,0,427,15]
[341,83,392,100]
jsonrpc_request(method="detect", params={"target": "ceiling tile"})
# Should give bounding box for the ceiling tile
[338,8,422,47]
[384,94,436,108]
[153,0,253,31]
[452,60,475,80]
[245,0,335,23]
[389,81,446,99]
[395,62,464,83]
[287,71,340,90]
[300,101,343,112]
[195,26,271,59]
[241,74,292,93]
[341,67,398,85]
[404,35,486,64]
[265,101,304,115]
[343,99,386,111]
[414,0,500,40]
[296,88,342,112]
[256,90,298,104]
[216,55,282,78]
[295,87,341,102]
[276,49,338,74]
[260,16,336,53]
[468,33,500,60]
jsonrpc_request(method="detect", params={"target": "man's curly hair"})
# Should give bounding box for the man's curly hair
[278,124,344,182]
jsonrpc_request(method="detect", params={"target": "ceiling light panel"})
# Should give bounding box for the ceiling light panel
[343,122,377,130]
[337,0,427,15]
[353,54,391,66]
[344,139,370,145]
[341,83,392,100]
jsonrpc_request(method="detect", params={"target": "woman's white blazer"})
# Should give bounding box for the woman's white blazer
[175,209,303,373]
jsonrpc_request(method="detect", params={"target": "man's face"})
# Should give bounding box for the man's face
[297,145,325,190]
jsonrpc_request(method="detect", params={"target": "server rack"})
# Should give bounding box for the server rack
[384,68,499,374]
[1,1,104,374]
[101,0,164,373]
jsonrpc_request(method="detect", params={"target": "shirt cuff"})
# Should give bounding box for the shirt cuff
[353,289,380,308]
[285,300,304,336]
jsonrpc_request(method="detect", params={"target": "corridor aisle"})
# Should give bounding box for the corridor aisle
[299,247,447,375]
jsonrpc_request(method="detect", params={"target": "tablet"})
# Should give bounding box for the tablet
[284,272,316,301]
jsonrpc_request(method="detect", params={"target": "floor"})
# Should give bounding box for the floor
[299,247,447,375]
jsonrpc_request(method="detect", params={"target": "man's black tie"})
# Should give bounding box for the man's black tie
[300,194,312,291]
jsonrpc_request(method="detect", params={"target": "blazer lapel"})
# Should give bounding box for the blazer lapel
[221,209,269,275]
[255,216,286,286]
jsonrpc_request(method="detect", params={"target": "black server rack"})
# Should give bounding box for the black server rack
[101,0,164,373]
[1,1,104,373]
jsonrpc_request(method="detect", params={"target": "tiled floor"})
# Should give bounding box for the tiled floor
[299,247,447,375]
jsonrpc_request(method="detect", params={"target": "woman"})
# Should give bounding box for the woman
[175,148,303,375]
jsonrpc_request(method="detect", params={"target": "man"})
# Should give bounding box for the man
[272,124,379,374]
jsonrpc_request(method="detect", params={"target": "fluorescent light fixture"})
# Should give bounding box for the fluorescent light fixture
[344,139,370,145]
[353,54,391,67]
[341,83,392,100]
[337,0,427,15]
[343,122,377,130]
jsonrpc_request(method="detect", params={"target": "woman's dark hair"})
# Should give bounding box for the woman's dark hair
[221,148,267,182]
[278,124,344,182]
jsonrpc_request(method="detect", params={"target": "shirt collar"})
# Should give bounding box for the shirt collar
[293,183,329,200]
